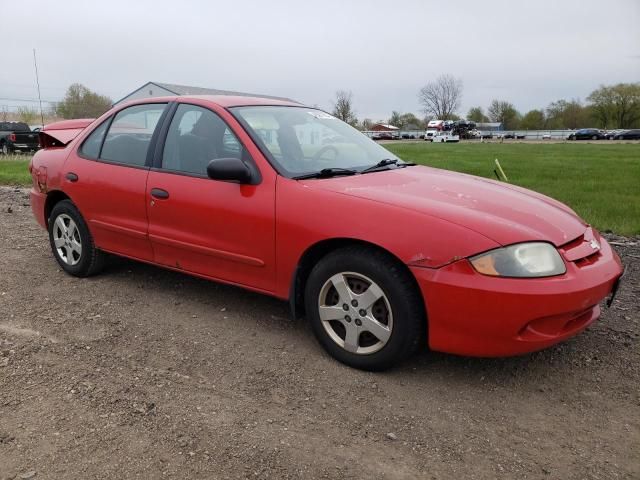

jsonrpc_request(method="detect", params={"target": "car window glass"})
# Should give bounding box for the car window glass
[162,104,245,176]
[236,108,374,175]
[100,103,166,166]
[79,119,110,159]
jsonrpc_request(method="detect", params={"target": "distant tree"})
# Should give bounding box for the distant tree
[388,111,421,129]
[332,90,357,126]
[545,99,589,129]
[399,112,421,128]
[520,109,546,130]
[418,74,463,120]
[17,106,38,124]
[587,83,640,129]
[467,106,488,123]
[388,111,402,127]
[487,100,521,130]
[55,83,113,119]
[359,118,374,131]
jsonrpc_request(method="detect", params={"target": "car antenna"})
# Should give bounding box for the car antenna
[33,49,45,129]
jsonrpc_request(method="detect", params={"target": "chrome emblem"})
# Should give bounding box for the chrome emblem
[589,239,600,250]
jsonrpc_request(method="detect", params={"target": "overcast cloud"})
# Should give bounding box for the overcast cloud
[2,0,639,120]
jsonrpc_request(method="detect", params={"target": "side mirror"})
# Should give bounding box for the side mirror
[206,158,252,183]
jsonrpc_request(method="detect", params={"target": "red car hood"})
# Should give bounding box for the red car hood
[305,166,587,247]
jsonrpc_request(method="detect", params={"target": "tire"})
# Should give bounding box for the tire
[304,246,425,371]
[592,135,598,140]
[0,142,9,155]
[48,200,105,277]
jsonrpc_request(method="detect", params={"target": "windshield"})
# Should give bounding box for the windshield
[230,106,403,177]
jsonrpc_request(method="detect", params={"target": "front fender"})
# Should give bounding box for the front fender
[274,177,498,299]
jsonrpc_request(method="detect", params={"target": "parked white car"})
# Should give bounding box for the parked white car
[429,131,460,143]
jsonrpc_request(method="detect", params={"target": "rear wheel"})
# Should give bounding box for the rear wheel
[0,142,9,155]
[305,246,425,370]
[592,135,598,140]
[48,200,105,277]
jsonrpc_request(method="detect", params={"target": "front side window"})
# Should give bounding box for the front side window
[231,106,402,177]
[100,103,166,167]
[161,104,245,176]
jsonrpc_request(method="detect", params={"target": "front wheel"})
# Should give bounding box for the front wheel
[592,135,598,140]
[48,200,105,277]
[305,246,425,370]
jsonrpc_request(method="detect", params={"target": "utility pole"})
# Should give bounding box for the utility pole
[33,49,45,128]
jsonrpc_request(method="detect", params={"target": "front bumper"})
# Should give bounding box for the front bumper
[411,236,623,357]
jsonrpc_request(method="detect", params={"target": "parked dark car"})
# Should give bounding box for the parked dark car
[605,129,626,140]
[614,129,640,140]
[372,132,394,140]
[566,128,606,141]
[0,122,41,154]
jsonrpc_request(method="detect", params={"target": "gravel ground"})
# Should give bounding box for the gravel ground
[0,186,638,480]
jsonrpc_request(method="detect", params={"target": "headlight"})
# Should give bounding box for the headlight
[469,242,566,278]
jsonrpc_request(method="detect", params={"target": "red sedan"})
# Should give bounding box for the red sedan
[29,96,624,370]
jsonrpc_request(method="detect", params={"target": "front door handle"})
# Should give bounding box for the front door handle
[150,188,169,199]
[65,172,79,182]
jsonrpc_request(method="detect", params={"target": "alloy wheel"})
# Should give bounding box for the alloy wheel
[317,272,393,355]
[52,214,82,266]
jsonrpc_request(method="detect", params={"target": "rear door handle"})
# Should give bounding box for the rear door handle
[150,188,169,199]
[65,172,78,182]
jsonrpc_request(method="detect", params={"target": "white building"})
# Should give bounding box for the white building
[113,81,296,105]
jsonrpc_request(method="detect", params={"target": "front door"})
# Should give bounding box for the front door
[146,103,276,292]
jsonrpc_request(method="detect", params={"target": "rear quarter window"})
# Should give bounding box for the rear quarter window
[79,119,110,159]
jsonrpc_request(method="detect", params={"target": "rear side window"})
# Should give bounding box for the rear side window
[100,104,166,167]
[80,119,110,159]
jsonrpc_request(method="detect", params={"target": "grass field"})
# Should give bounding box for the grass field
[1,143,639,234]
[0,155,30,185]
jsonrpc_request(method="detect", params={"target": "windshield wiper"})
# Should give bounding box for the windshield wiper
[360,158,415,174]
[293,167,358,180]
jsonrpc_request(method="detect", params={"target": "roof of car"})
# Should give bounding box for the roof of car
[122,94,305,109]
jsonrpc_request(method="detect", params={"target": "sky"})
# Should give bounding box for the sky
[1,0,639,121]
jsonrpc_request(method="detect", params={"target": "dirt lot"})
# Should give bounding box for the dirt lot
[0,186,638,480]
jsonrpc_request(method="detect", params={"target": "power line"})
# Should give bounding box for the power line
[0,96,57,104]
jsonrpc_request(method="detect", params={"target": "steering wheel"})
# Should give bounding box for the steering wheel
[312,145,339,162]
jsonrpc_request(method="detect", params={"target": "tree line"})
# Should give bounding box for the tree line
[13,80,640,132]
[13,84,113,124]
[333,77,640,131]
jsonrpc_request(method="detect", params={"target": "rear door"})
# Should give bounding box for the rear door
[145,102,277,292]
[64,102,168,261]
